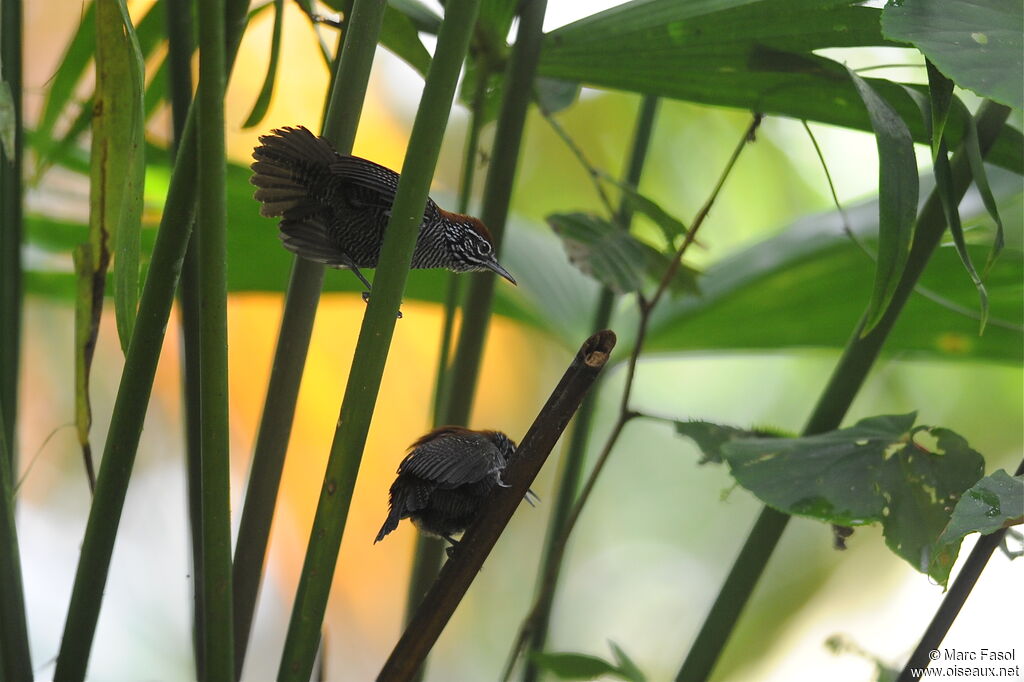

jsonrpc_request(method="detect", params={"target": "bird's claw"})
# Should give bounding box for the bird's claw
[361,290,403,319]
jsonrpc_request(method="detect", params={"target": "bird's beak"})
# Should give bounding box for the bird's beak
[486,260,517,286]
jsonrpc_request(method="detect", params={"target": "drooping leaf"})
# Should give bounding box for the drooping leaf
[388,0,442,34]
[536,0,1024,175]
[925,60,954,160]
[0,78,13,160]
[609,641,647,682]
[242,0,285,128]
[929,469,1024,586]
[92,0,146,353]
[529,652,624,680]
[600,171,688,246]
[847,69,918,335]
[882,0,1024,110]
[675,421,763,465]
[962,111,1007,275]
[701,413,985,584]
[379,3,432,78]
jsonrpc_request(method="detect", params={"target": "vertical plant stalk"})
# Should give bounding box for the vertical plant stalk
[519,94,660,682]
[53,1,251,677]
[379,331,617,682]
[195,0,233,677]
[896,457,1024,681]
[232,0,383,673]
[0,0,22,473]
[0,404,31,681]
[402,0,550,629]
[404,44,493,633]
[276,1,483,678]
[504,114,761,681]
[674,100,1011,682]
[164,0,203,674]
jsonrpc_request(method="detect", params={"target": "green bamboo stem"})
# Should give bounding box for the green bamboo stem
[520,94,660,682]
[231,1,384,673]
[404,45,493,634]
[0,0,22,474]
[53,2,250,678]
[675,99,1011,682]
[0,404,31,682]
[195,0,232,677]
[401,0,550,631]
[276,1,483,677]
[164,0,203,674]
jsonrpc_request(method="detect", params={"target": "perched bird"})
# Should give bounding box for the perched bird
[250,126,516,293]
[375,427,537,554]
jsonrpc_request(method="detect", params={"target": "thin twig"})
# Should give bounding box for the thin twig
[537,104,617,217]
[504,114,763,678]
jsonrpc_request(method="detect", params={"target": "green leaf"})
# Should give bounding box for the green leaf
[846,69,919,335]
[548,212,666,294]
[380,3,432,78]
[0,78,13,160]
[717,413,985,584]
[530,652,623,680]
[242,0,285,128]
[537,0,1024,175]
[36,2,96,151]
[930,470,1024,586]
[93,0,146,353]
[388,0,442,34]
[600,172,688,246]
[609,641,647,682]
[675,421,763,465]
[925,60,954,160]
[962,112,1007,275]
[882,0,1024,110]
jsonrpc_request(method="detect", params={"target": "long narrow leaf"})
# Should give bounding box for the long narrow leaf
[926,60,954,160]
[242,0,283,128]
[963,112,1006,274]
[848,69,918,335]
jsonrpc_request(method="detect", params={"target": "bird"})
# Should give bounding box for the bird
[249,126,517,294]
[374,427,538,555]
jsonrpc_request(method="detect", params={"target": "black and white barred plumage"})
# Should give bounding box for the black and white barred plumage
[375,427,535,550]
[250,126,516,289]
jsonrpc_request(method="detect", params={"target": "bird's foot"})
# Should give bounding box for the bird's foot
[361,290,403,319]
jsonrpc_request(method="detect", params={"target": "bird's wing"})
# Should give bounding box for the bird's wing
[328,155,441,220]
[398,431,505,488]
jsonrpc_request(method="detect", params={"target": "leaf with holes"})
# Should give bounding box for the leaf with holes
[696,413,985,585]
[930,470,1024,586]
[882,0,1024,110]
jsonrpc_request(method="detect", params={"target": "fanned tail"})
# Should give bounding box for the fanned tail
[374,503,404,544]
[250,125,337,218]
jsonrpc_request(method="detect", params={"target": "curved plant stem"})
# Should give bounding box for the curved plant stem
[517,94,660,682]
[231,0,381,674]
[276,2,483,677]
[674,100,1010,682]
[380,331,617,682]
[0,0,22,473]
[896,458,1024,681]
[0,403,31,681]
[506,114,762,680]
[53,1,251,677]
[401,0,551,640]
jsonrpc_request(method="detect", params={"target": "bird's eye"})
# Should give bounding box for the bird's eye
[478,241,491,256]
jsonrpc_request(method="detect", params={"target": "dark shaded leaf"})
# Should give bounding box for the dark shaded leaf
[882,0,1024,110]
[548,212,661,294]
[600,172,688,246]
[718,413,985,584]
[675,421,764,465]
[962,112,1007,275]
[537,0,1024,174]
[847,69,919,335]
[388,0,442,34]
[530,652,622,680]
[925,60,954,160]
[242,0,285,128]
[930,470,1024,586]
[380,4,432,77]
[609,641,647,682]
